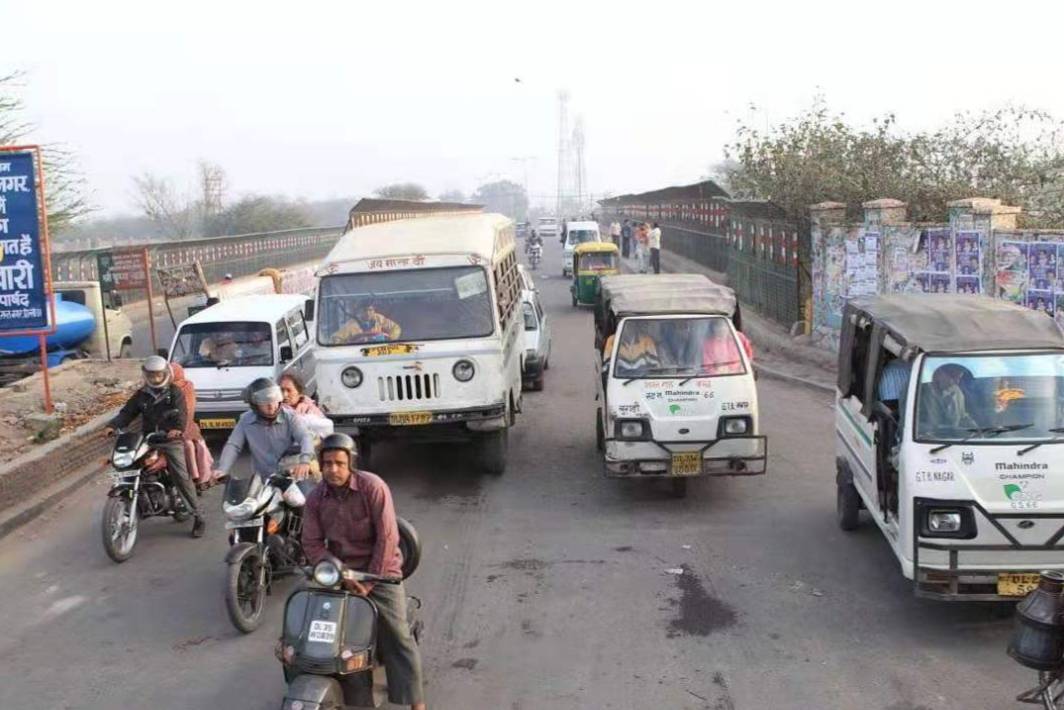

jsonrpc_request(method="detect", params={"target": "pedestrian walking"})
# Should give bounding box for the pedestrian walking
[636,222,650,273]
[649,222,662,274]
[610,220,621,248]
[621,219,632,258]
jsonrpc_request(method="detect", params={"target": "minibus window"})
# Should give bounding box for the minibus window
[172,322,273,368]
[522,302,537,331]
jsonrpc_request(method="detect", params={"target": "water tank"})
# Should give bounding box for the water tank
[0,294,96,356]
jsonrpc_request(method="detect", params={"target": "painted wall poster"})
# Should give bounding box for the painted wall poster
[1029,242,1058,291]
[995,240,1029,305]
[1028,289,1053,316]
[927,231,952,273]
[956,276,980,294]
[953,231,983,294]
[846,232,880,297]
[1056,293,1064,329]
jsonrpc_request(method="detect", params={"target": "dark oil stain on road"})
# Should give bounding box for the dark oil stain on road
[667,566,736,638]
[499,558,549,571]
[452,658,478,670]
[614,545,633,552]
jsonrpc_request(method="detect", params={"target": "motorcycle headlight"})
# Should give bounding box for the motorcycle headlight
[223,499,257,521]
[453,359,475,382]
[341,366,363,388]
[112,451,135,468]
[313,560,341,587]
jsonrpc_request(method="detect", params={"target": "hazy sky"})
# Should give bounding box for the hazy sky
[6,0,1064,217]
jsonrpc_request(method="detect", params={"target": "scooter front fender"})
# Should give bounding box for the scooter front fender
[283,674,343,709]
[225,540,260,565]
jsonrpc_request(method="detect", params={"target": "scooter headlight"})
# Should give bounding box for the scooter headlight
[223,499,257,521]
[313,560,342,587]
[112,451,135,468]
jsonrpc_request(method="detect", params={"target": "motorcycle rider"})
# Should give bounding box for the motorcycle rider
[302,433,425,710]
[213,377,315,482]
[107,355,205,538]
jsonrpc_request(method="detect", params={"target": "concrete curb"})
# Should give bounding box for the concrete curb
[0,463,104,539]
[755,363,835,395]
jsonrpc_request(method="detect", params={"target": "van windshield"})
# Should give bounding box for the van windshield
[567,230,597,246]
[611,317,745,379]
[172,322,273,368]
[915,353,1064,442]
[318,266,495,345]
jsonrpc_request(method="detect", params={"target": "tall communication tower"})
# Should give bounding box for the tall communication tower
[555,90,571,218]
[572,116,586,216]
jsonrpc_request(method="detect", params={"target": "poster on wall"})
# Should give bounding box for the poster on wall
[995,240,1029,305]
[1055,293,1064,329]
[953,231,983,293]
[913,228,952,293]
[1029,243,1058,291]
[845,233,880,297]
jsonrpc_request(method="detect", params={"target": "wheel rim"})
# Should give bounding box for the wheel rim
[110,500,137,556]
[237,556,266,620]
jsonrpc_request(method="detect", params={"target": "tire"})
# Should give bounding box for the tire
[671,478,688,498]
[572,291,578,307]
[397,516,422,580]
[595,408,605,452]
[118,341,133,359]
[544,357,550,371]
[837,480,861,531]
[101,496,138,563]
[476,428,508,475]
[226,548,268,633]
[532,373,545,391]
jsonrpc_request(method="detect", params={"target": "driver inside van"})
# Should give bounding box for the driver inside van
[199,333,239,364]
[918,363,978,433]
[331,301,402,344]
[610,322,662,375]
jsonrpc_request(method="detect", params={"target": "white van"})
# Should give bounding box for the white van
[166,294,315,431]
[312,213,523,474]
[562,220,601,277]
[537,217,558,240]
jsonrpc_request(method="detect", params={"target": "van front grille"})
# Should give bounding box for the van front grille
[377,374,440,402]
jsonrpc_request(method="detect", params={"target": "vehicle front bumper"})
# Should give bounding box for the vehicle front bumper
[603,435,767,479]
[329,403,508,439]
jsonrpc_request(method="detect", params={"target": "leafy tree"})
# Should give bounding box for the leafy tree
[373,182,428,201]
[723,97,1064,226]
[471,180,528,220]
[204,195,311,237]
[438,189,467,204]
[0,72,89,233]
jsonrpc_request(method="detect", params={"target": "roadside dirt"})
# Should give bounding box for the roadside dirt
[0,359,141,460]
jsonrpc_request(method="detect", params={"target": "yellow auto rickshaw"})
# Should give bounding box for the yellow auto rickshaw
[571,241,620,307]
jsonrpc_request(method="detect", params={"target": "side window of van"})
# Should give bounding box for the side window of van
[276,319,291,354]
[848,322,872,404]
[288,311,308,349]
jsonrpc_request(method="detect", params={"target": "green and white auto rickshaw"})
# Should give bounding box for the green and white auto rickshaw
[835,295,1064,600]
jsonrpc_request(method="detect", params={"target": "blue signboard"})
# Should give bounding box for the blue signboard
[0,151,48,331]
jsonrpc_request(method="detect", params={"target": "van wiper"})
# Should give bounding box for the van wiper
[929,423,1033,454]
[1017,426,1064,456]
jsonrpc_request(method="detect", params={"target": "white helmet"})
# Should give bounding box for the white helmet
[142,355,172,391]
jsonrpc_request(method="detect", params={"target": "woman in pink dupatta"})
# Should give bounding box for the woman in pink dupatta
[170,363,216,491]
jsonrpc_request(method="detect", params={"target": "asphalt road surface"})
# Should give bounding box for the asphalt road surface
[0,239,1031,709]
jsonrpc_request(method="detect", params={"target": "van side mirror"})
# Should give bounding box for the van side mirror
[279,345,294,363]
[303,299,315,322]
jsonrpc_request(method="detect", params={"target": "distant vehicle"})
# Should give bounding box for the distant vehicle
[0,280,133,382]
[167,294,316,432]
[537,217,559,239]
[515,222,530,239]
[521,289,551,391]
[562,220,601,277]
[517,264,536,293]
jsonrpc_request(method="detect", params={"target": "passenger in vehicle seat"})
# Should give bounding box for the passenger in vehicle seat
[331,302,402,344]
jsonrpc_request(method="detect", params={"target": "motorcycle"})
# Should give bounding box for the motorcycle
[529,242,543,270]
[222,472,313,633]
[278,520,422,709]
[101,426,193,563]
[1009,570,1064,708]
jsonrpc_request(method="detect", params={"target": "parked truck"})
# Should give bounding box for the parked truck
[0,281,134,382]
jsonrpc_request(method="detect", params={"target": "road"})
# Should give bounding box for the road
[0,238,1031,709]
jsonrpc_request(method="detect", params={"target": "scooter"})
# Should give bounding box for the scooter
[101,424,192,563]
[278,520,422,709]
[529,243,543,270]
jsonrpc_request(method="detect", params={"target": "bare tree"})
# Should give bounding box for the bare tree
[131,173,192,238]
[0,72,90,233]
[197,159,227,219]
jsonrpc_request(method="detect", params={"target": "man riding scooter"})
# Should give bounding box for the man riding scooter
[213,377,316,483]
[107,355,205,537]
[302,433,426,710]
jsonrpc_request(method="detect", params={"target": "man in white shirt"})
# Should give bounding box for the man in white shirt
[609,221,621,248]
[649,222,662,274]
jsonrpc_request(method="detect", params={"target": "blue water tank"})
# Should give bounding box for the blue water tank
[0,294,96,356]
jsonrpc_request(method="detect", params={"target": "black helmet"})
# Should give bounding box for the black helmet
[319,432,358,468]
[244,376,282,409]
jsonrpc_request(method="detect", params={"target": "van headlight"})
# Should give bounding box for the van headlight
[453,360,475,382]
[341,367,363,388]
[719,416,751,437]
[313,560,341,587]
[616,419,648,440]
[919,504,975,539]
[928,510,962,533]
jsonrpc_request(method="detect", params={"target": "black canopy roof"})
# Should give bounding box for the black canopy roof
[847,294,1064,353]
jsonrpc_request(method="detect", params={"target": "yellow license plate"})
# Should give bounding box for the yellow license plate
[388,411,433,426]
[997,573,1041,597]
[671,452,702,476]
[363,344,418,357]
[199,418,236,430]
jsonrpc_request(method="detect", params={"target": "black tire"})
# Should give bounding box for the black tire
[671,478,688,498]
[101,496,138,563]
[837,481,861,531]
[532,373,544,391]
[595,408,605,452]
[571,291,578,307]
[544,357,550,371]
[118,341,133,359]
[397,516,422,580]
[476,428,508,475]
[226,548,268,633]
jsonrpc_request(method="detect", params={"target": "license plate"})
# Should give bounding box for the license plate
[199,418,236,430]
[998,573,1042,597]
[225,517,263,530]
[110,471,136,483]
[671,452,702,476]
[388,411,433,426]
[363,343,418,357]
[308,620,338,643]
